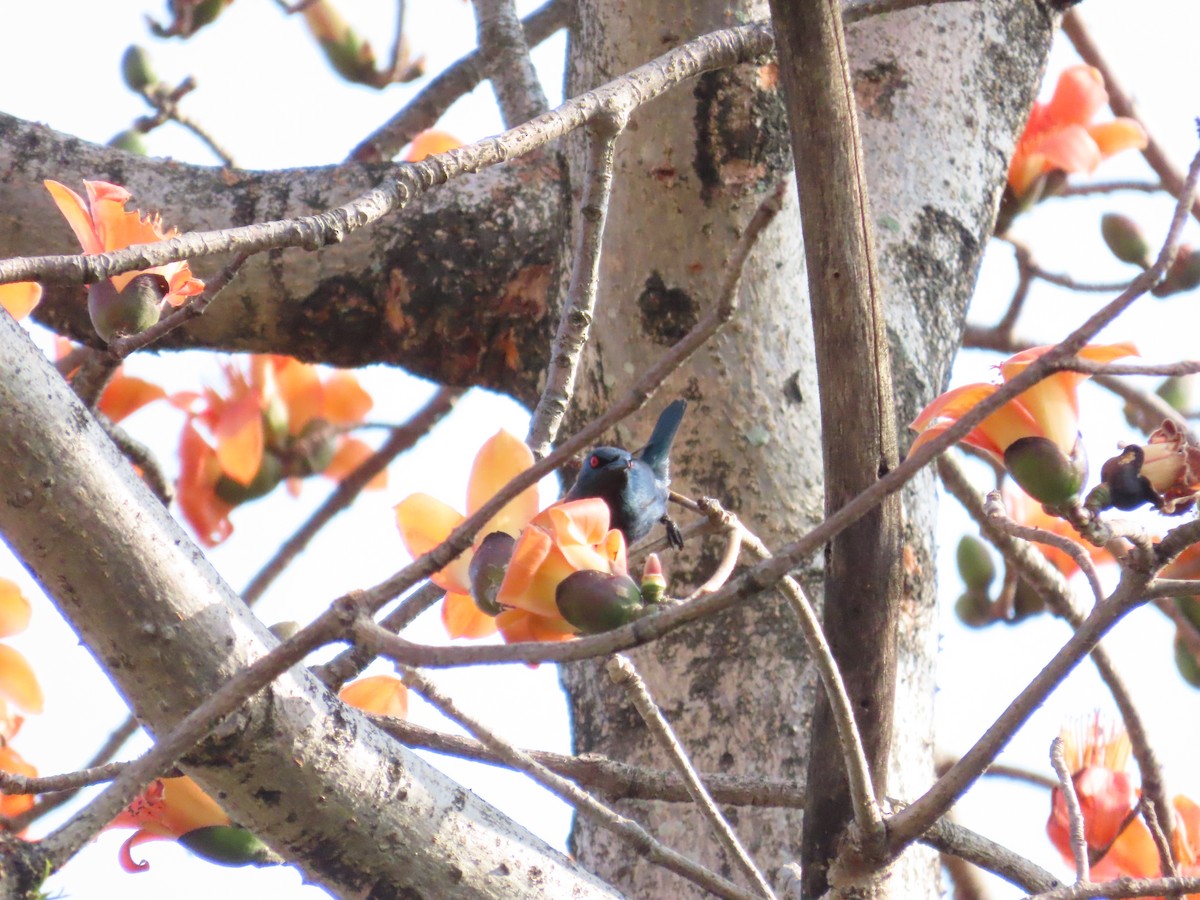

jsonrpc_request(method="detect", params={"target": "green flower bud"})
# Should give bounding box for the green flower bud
[177,825,280,867]
[640,553,667,605]
[556,570,645,635]
[87,273,167,342]
[214,451,284,505]
[289,418,337,477]
[108,130,147,155]
[1100,213,1151,268]
[1174,633,1200,689]
[954,589,993,628]
[955,535,996,592]
[1004,435,1088,507]
[1153,245,1200,298]
[121,45,157,92]
[468,532,514,616]
[1011,579,1047,621]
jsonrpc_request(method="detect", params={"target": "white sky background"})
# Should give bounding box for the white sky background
[0,1,1198,898]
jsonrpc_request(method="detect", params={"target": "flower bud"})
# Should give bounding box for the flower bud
[1174,633,1200,688]
[88,273,168,342]
[468,532,515,616]
[268,621,302,641]
[1153,245,1200,298]
[955,535,996,592]
[214,451,284,505]
[556,570,645,634]
[108,130,147,155]
[1004,435,1088,507]
[954,589,993,628]
[177,825,280,867]
[640,554,667,605]
[121,45,157,92]
[1011,580,1047,621]
[1100,213,1151,268]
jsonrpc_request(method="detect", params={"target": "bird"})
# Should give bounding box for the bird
[566,399,687,549]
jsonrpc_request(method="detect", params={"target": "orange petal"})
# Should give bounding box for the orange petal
[321,371,373,425]
[495,608,577,644]
[44,180,106,254]
[325,438,387,489]
[97,372,167,423]
[536,498,612,547]
[272,357,323,435]
[403,130,463,162]
[0,282,42,320]
[1046,65,1107,128]
[441,591,498,639]
[909,383,1006,459]
[339,674,408,718]
[495,525,554,611]
[0,744,36,819]
[158,776,230,835]
[0,646,42,714]
[1089,118,1148,160]
[394,494,470,593]
[214,391,265,485]
[1034,124,1102,177]
[467,431,539,536]
[0,581,31,639]
[177,422,234,547]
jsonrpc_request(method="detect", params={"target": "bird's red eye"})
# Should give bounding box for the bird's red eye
[590,455,601,468]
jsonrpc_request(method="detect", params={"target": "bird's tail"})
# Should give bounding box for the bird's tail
[636,399,687,476]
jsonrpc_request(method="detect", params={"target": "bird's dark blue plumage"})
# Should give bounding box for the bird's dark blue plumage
[566,400,686,548]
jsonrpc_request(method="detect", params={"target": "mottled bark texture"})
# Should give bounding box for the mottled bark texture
[0,112,563,401]
[561,1,1055,898]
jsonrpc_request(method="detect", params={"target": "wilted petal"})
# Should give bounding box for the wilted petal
[0,282,42,320]
[0,580,31,638]
[339,675,407,718]
[0,646,43,714]
[441,590,498,639]
[466,431,539,536]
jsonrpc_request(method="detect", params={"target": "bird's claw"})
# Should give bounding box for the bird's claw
[663,515,684,550]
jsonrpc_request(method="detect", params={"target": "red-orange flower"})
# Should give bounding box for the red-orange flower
[0,580,44,824]
[1009,65,1148,199]
[339,674,408,718]
[109,776,232,873]
[44,179,204,308]
[910,343,1137,505]
[395,430,540,639]
[1003,485,1112,578]
[0,283,42,321]
[175,355,378,546]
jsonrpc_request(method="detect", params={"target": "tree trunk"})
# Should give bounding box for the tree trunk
[561,1,1055,896]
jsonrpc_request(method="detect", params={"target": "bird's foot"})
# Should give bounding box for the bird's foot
[662,515,684,550]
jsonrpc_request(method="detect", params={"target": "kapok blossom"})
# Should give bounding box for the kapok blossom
[395,430,541,639]
[1048,718,1200,891]
[0,283,42,321]
[1096,419,1200,515]
[1003,485,1112,578]
[0,579,45,824]
[109,776,232,873]
[1008,65,1148,199]
[910,343,1138,506]
[44,179,205,307]
[174,355,379,546]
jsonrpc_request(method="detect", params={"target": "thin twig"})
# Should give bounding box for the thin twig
[1050,736,1089,883]
[1030,875,1200,900]
[35,595,357,871]
[527,111,625,456]
[350,0,567,161]
[397,663,759,900]
[918,814,1061,894]
[1057,180,1164,198]
[471,0,549,127]
[242,386,461,605]
[607,655,776,899]
[0,761,127,799]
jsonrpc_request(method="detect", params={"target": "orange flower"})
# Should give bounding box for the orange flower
[0,283,42,320]
[44,179,204,306]
[395,430,540,639]
[403,130,463,162]
[55,338,167,424]
[493,498,627,642]
[108,776,232,873]
[339,674,408,718]
[910,343,1137,505]
[1009,65,1148,198]
[0,580,44,824]
[1003,485,1112,578]
[175,355,378,546]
